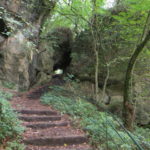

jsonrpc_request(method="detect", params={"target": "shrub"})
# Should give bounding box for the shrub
[0,91,25,149]
[1,81,16,89]
[5,140,25,150]
[0,91,13,100]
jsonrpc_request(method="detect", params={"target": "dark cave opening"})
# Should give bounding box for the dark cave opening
[0,18,9,38]
[0,54,4,66]
[0,53,3,59]
[53,41,72,72]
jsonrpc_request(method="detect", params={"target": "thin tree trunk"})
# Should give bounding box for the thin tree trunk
[91,0,99,102]
[90,27,99,101]
[0,102,2,114]
[95,47,99,101]
[102,64,110,103]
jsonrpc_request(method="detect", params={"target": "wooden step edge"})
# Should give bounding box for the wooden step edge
[23,135,88,146]
[25,122,68,129]
[15,110,58,115]
[19,116,61,122]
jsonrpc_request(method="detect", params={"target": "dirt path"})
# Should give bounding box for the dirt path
[10,81,92,150]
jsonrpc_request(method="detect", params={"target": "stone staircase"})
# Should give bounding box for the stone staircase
[10,78,92,150]
[16,109,92,150]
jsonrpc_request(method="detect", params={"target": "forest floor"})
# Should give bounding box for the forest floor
[9,79,92,150]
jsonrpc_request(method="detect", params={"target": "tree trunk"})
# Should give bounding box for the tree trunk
[95,43,99,101]
[0,102,2,114]
[123,30,150,130]
[91,0,99,102]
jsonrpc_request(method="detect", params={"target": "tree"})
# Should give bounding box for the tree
[123,11,150,131]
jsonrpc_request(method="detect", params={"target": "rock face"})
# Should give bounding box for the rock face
[0,0,55,90]
[0,0,52,23]
[36,27,73,86]
[1,32,37,90]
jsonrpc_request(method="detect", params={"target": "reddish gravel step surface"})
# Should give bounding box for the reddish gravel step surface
[10,83,92,150]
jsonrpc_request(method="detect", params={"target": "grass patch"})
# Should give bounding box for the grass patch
[41,87,150,150]
[0,91,25,149]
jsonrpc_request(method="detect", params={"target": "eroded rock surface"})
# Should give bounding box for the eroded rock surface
[0,0,55,90]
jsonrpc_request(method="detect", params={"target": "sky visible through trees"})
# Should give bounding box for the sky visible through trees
[59,0,116,9]
[103,0,116,8]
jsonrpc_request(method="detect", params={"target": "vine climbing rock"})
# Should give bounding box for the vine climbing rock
[10,87,92,150]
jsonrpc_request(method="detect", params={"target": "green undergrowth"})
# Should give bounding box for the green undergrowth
[1,81,16,90]
[0,90,25,150]
[41,86,150,150]
[0,91,13,100]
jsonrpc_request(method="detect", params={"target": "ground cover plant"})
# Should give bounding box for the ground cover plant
[0,91,25,150]
[41,86,150,150]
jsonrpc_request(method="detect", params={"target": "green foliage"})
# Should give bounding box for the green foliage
[2,81,16,90]
[112,11,147,43]
[5,140,25,150]
[0,91,25,148]
[134,127,150,149]
[0,91,13,100]
[125,0,150,12]
[111,0,150,44]
[41,89,150,150]
[42,0,106,35]
[134,127,150,144]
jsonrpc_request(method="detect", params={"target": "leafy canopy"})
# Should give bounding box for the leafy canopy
[43,0,106,34]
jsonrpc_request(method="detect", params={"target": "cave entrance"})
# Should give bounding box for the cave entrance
[0,53,4,68]
[53,42,72,73]
[0,18,9,38]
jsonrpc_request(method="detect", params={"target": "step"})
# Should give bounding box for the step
[16,110,58,115]
[19,116,61,122]
[23,126,85,138]
[23,135,87,146]
[25,122,68,129]
[27,86,49,99]
[26,144,92,150]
